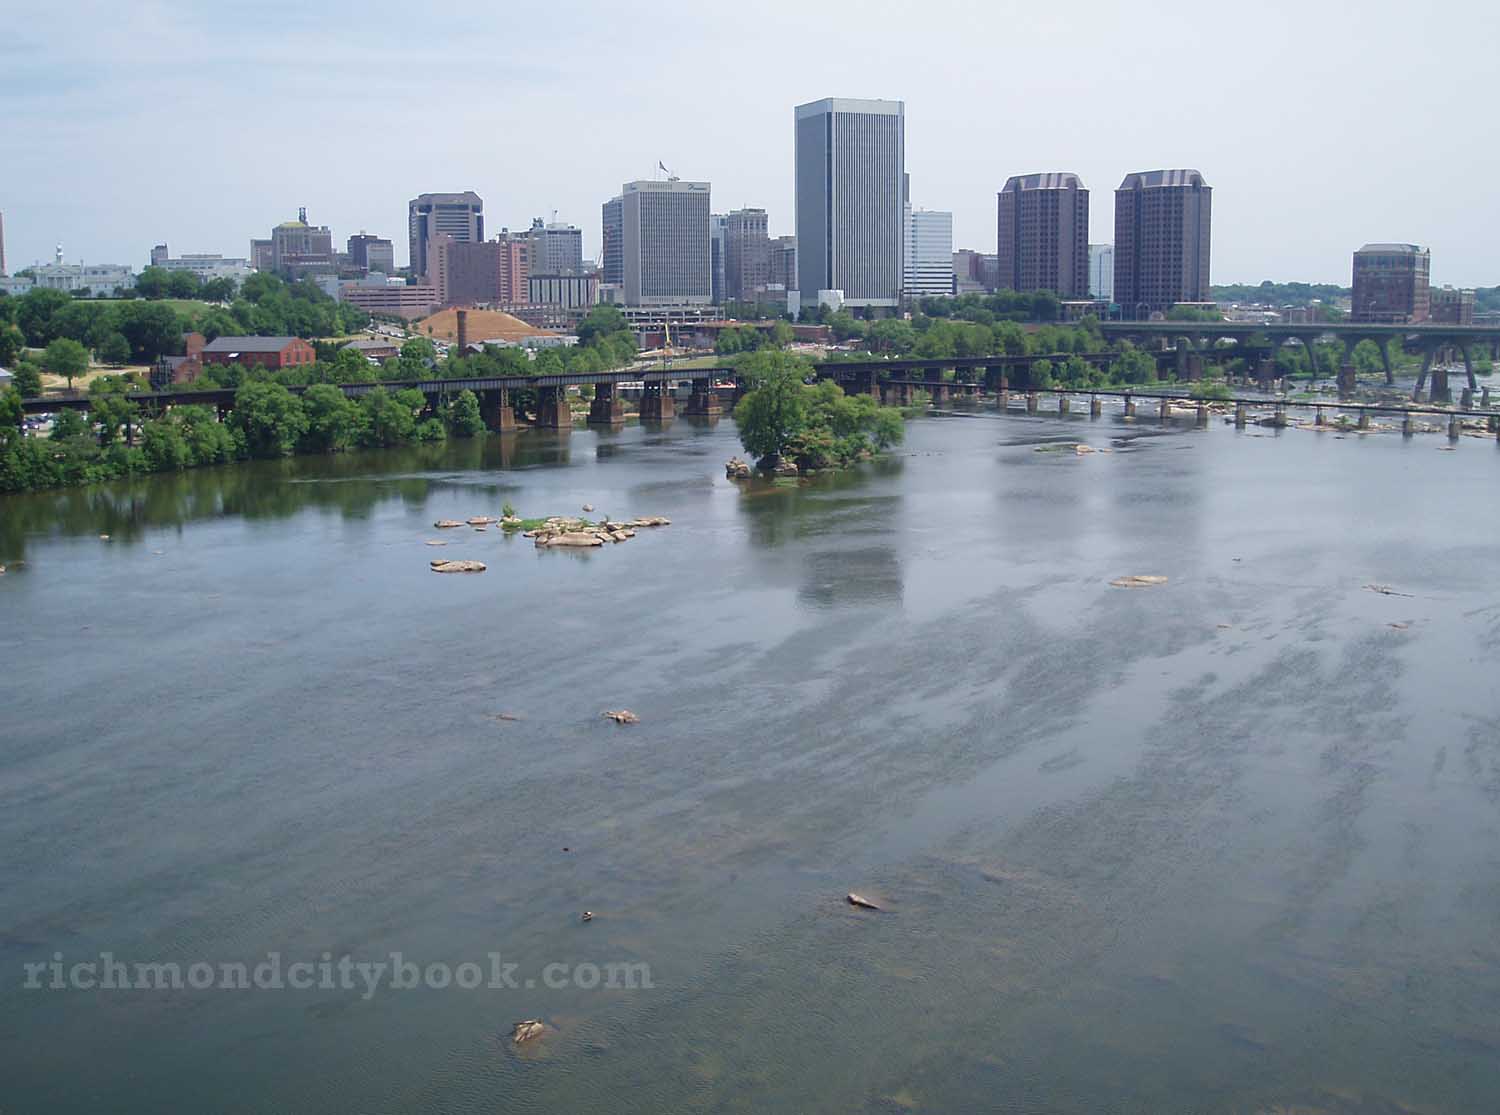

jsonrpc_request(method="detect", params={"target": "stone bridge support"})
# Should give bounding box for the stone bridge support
[682,377,722,417]
[588,381,626,425]
[479,388,517,432]
[924,367,948,404]
[535,385,573,430]
[638,381,675,422]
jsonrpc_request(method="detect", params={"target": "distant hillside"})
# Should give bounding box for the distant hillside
[414,308,548,344]
[1211,282,1349,307]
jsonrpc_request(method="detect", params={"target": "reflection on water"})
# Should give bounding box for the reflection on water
[3,414,1500,1113]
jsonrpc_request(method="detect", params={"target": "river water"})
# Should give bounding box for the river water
[3,410,1500,1113]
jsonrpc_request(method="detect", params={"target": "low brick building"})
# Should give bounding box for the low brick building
[200,335,316,371]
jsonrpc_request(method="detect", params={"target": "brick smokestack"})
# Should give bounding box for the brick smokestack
[456,308,468,354]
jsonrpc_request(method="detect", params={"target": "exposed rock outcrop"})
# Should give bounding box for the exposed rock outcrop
[430,559,487,573]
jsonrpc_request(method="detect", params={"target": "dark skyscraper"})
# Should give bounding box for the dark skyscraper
[995,173,1089,299]
[601,196,623,287]
[723,208,770,302]
[1113,170,1212,319]
[408,192,484,281]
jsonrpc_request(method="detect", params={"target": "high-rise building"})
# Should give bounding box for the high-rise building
[430,234,527,308]
[250,239,274,271]
[794,97,905,307]
[267,208,335,275]
[611,179,712,306]
[408,192,484,281]
[348,233,394,274]
[903,206,954,299]
[769,236,797,291]
[150,244,169,268]
[724,208,770,303]
[525,218,583,275]
[1351,244,1431,323]
[995,173,1090,298]
[601,196,623,287]
[709,214,726,304]
[1088,244,1114,302]
[1113,170,1211,319]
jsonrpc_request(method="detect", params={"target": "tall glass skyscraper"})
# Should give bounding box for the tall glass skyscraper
[794,98,905,308]
[903,206,953,299]
[614,180,712,306]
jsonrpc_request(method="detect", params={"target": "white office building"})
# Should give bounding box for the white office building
[904,206,953,299]
[615,179,712,307]
[149,245,253,283]
[1,248,134,295]
[794,97,905,308]
[1089,244,1115,301]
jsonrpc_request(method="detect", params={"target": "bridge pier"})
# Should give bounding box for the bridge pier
[1358,411,1370,431]
[682,377,722,417]
[1234,404,1247,428]
[1315,409,1325,427]
[535,385,573,430]
[1124,395,1136,418]
[1460,344,1478,392]
[1026,392,1038,413]
[1159,398,1172,421]
[638,382,675,422]
[1337,363,1356,398]
[1461,387,1474,410]
[480,388,517,432]
[1380,341,1395,386]
[1483,386,1492,408]
[997,388,1009,410]
[1414,348,1435,401]
[925,368,948,405]
[1430,365,1451,404]
[1058,395,1070,415]
[588,382,626,425]
[1090,396,1102,418]
[1403,413,1414,437]
[1449,415,1461,440]
[1256,354,1278,388]
[1196,403,1209,426]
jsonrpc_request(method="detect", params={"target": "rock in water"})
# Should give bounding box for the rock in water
[725,457,753,480]
[425,540,448,546]
[466,516,497,526]
[847,893,882,911]
[430,559,487,573]
[540,532,603,548]
[603,710,640,724]
[511,1020,546,1044]
[1109,575,1168,588]
[434,519,463,529]
[582,504,594,513]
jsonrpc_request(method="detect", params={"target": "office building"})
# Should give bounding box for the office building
[339,282,440,321]
[266,209,335,274]
[525,218,583,275]
[724,208,771,303]
[528,272,599,311]
[408,192,484,281]
[1351,243,1431,323]
[249,239,274,271]
[2,245,134,295]
[610,179,712,306]
[903,206,953,299]
[1113,170,1212,319]
[430,234,527,308]
[1089,244,1114,302]
[794,97,905,307]
[710,214,726,304]
[1429,285,1474,325]
[347,233,394,275]
[601,196,623,287]
[769,236,797,291]
[996,173,1090,298]
[147,246,253,283]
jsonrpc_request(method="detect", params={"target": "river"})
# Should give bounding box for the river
[3,410,1499,1113]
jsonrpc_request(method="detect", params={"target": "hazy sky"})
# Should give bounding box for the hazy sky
[4,0,1496,286]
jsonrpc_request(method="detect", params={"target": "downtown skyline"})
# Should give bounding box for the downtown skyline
[2,0,1496,287]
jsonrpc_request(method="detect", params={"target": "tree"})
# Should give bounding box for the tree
[114,301,183,362]
[446,389,485,437]
[15,288,74,346]
[12,360,42,398]
[166,271,201,299]
[200,277,238,303]
[358,386,417,447]
[230,381,306,457]
[0,322,23,367]
[300,383,362,452]
[868,318,916,354]
[399,337,436,368]
[577,304,630,347]
[136,267,172,299]
[732,352,810,462]
[98,333,132,366]
[90,391,139,447]
[44,338,89,389]
[0,387,21,429]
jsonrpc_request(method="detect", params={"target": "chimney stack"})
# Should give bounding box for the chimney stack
[456,309,469,354]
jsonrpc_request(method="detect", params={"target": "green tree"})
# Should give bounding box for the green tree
[90,391,139,447]
[230,381,307,457]
[446,389,485,436]
[732,352,810,462]
[135,267,172,299]
[114,301,183,362]
[0,387,21,428]
[98,333,132,366]
[0,322,24,366]
[300,383,363,452]
[16,288,74,346]
[400,337,436,367]
[200,277,238,303]
[577,304,630,347]
[44,338,89,389]
[358,386,417,447]
[166,271,201,299]
[12,360,43,397]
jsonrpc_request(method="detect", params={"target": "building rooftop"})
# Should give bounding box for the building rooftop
[1117,169,1209,189]
[1357,243,1427,254]
[201,336,301,353]
[1002,172,1086,191]
[794,97,904,119]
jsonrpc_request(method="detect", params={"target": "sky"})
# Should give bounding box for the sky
[3,0,1496,287]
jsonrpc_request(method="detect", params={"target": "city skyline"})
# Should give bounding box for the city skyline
[2,0,1496,287]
